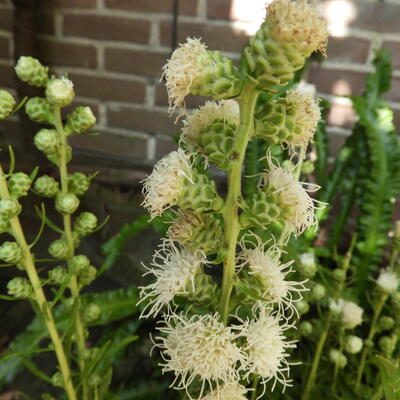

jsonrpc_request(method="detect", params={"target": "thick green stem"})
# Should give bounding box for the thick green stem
[219,83,259,325]
[331,327,344,392]
[54,107,89,400]
[355,292,388,390]
[0,164,77,400]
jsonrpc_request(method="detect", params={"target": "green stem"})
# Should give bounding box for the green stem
[355,292,388,390]
[389,248,399,270]
[219,83,259,325]
[250,375,259,400]
[54,107,89,400]
[0,164,77,400]
[331,327,344,392]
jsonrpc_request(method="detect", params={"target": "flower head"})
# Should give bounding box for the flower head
[345,335,363,354]
[330,298,363,329]
[200,382,248,400]
[154,313,245,397]
[238,235,306,317]
[376,269,399,294]
[162,38,210,117]
[142,149,192,218]
[236,304,296,394]
[181,100,240,147]
[139,240,207,318]
[266,0,328,57]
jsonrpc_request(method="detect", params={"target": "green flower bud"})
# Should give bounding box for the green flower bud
[34,129,59,154]
[45,78,75,107]
[379,316,395,332]
[328,349,347,368]
[186,272,218,306]
[379,335,396,357]
[55,193,80,215]
[0,216,10,233]
[84,303,101,323]
[333,269,346,282]
[240,191,281,228]
[168,211,223,255]
[298,253,317,278]
[83,347,99,360]
[299,321,313,337]
[0,241,22,264]
[68,172,90,196]
[391,292,400,310]
[89,374,102,387]
[73,212,97,237]
[178,172,224,214]
[8,172,31,198]
[65,106,96,135]
[345,335,363,354]
[47,145,72,166]
[7,277,31,298]
[25,97,54,125]
[0,90,15,120]
[15,56,49,87]
[33,175,59,198]
[0,198,21,219]
[296,300,310,315]
[310,283,326,302]
[79,265,97,287]
[51,371,63,388]
[70,254,90,272]
[48,265,68,285]
[48,239,68,259]
[302,160,315,175]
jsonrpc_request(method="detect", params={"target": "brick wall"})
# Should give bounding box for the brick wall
[1,0,400,175]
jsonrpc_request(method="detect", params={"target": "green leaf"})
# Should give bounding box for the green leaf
[373,356,400,400]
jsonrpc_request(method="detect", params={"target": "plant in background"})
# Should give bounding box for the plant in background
[139,0,328,398]
[0,57,140,400]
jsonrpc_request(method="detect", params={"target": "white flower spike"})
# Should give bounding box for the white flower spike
[376,269,399,294]
[330,298,363,330]
[200,382,248,400]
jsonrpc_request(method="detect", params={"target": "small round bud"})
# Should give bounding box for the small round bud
[45,78,75,107]
[65,106,96,135]
[391,292,400,310]
[47,145,72,166]
[299,321,313,337]
[51,371,63,388]
[8,172,31,198]
[379,316,395,332]
[0,90,15,120]
[73,212,97,237]
[364,339,374,348]
[68,172,90,196]
[301,160,315,175]
[79,265,97,287]
[7,277,31,299]
[55,193,80,215]
[25,97,54,125]
[33,175,59,198]
[0,241,23,264]
[379,336,396,357]
[89,374,102,387]
[48,266,67,285]
[0,216,10,233]
[48,239,68,259]
[34,129,59,154]
[298,253,317,278]
[310,283,326,302]
[84,303,101,323]
[333,269,346,282]
[345,335,363,354]
[0,198,21,219]
[70,254,90,272]
[15,56,49,87]
[82,347,99,360]
[296,300,310,315]
[329,349,347,368]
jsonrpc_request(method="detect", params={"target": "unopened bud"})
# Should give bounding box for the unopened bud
[8,172,31,198]
[65,106,96,135]
[48,266,67,285]
[0,90,15,119]
[73,212,97,237]
[296,300,310,315]
[48,239,68,259]
[55,193,80,215]
[379,316,395,332]
[15,56,49,87]
[34,129,59,154]
[70,254,90,272]
[298,253,317,278]
[0,198,21,219]
[299,321,313,337]
[329,349,347,368]
[79,265,97,287]
[7,277,31,298]
[33,175,59,198]
[345,335,363,354]
[68,172,90,196]
[45,78,75,107]
[0,241,22,264]
[379,336,396,357]
[310,283,326,302]
[84,303,101,323]
[51,372,63,388]
[25,97,54,125]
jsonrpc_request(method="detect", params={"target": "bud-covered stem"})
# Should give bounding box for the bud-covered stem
[219,83,259,324]
[355,292,388,390]
[0,163,77,400]
[53,107,89,400]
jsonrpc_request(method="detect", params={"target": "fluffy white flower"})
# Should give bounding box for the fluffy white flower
[181,100,240,147]
[376,269,399,294]
[238,236,306,317]
[345,335,363,354]
[330,298,363,329]
[162,37,209,117]
[142,149,192,218]
[200,382,248,400]
[138,240,206,318]
[154,313,246,397]
[261,157,323,235]
[236,304,296,395]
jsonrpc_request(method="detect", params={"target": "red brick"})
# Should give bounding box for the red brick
[0,6,13,31]
[0,36,10,58]
[39,0,96,8]
[383,42,400,71]
[156,135,176,159]
[105,0,197,15]
[327,37,370,64]
[207,0,232,20]
[107,106,177,135]
[326,102,356,129]
[69,131,148,159]
[37,11,56,35]
[0,64,15,88]
[38,38,97,69]
[69,73,146,103]
[160,21,249,53]
[385,78,400,103]
[105,48,167,77]
[63,15,150,44]
[308,66,366,97]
